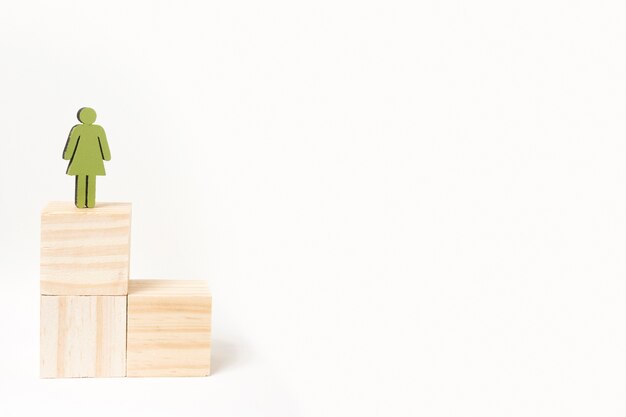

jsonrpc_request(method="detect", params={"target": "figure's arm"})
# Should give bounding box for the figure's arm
[97,126,111,161]
[63,126,80,160]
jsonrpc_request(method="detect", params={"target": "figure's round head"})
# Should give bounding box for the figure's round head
[77,107,97,124]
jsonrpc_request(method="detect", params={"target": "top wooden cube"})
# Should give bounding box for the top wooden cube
[40,202,132,295]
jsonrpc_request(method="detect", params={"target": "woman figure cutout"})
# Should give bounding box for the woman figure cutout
[63,107,111,208]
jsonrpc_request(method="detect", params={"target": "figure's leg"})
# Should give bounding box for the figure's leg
[75,175,87,208]
[86,175,96,208]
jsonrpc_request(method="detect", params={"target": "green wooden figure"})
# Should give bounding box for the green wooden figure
[62,107,111,208]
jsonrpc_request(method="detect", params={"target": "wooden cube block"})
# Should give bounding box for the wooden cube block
[40,295,126,378]
[40,202,131,295]
[127,280,212,377]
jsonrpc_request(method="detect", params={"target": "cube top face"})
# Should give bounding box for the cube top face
[127,280,212,377]
[40,202,131,296]
[40,295,127,378]
[128,279,211,297]
[42,201,132,216]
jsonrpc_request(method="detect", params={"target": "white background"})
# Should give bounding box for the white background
[0,0,625,416]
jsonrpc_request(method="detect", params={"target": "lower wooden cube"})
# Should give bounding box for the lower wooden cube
[40,295,126,378]
[127,280,212,377]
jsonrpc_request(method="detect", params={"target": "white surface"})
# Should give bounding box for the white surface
[0,1,625,416]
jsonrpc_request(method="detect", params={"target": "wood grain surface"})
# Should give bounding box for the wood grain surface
[127,280,212,377]
[40,295,127,378]
[40,201,131,295]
